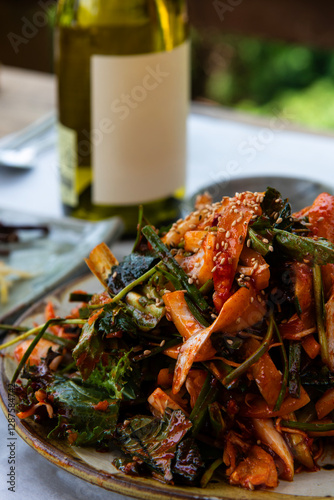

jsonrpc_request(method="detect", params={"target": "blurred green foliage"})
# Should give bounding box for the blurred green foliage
[191,31,334,130]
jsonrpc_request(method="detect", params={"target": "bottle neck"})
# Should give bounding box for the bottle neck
[56,0,188,51]
[56,0,187,27]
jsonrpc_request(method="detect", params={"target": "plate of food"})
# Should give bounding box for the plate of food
[1,183,334,500]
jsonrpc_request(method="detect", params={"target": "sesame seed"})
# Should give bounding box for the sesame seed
[250,297,254,303]
[124,420,130,426]
[216,243,220,250]
[144,350,151,356]
[253,261,259,270]
[193,247,199,253]
[318,217,324,222]
[269,245,274,252]
[226,339,233,345]
[160,340,165,347]
[207,245,212,249]
[188,277,194,284]
[195,262,201,267]
[236,317,241,324]
[244,276,250,281]
[224,242,229,250]
[237,216,243,223]
[211,313,217,319]
[276,217,283,224]
[189,224,197,229]
[263,238,269,244]
[247,239,251,248]
[257,296,262,303]
[226,231,231,238]
[231,221,236,227]
[221,257,226,264]
[234,209,239,214]
[275,198,280,203]
[112,271,117,279]
[274,212,279,220]
[211,266,217,273]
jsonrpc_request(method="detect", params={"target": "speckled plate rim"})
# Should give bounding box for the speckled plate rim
[0,258,333,500]
[185,174,334,215]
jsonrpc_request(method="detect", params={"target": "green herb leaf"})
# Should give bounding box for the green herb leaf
[189,374,219,437]
[288,341,301,398]
[115,409,192,483]
[274,230,334,265]
[87,350,135,399]
[261,187,292,228]
[49,377,119,445]
[99,304,138,336]
[248,227,271,256]
[72,318,105,381]
[313,264,328,365]
[108,253,159,295]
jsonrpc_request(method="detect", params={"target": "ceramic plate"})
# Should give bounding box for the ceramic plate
[0,272,334,500]
[187,175,334,213]
[0,208,123,323]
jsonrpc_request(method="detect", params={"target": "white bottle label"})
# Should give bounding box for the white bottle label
[91,41,189,206]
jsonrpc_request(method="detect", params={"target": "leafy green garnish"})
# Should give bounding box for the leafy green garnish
[99,303,138,336]
[288,341,301,398]
[172,438,204,485]
[49,377,119,446]
[248,226,271,256]
[115,410,192,483]
[87,350,135,400]
[261,187,292,229]
[108,253,159,294]
[72,317,105,380]
[275,230,334,265]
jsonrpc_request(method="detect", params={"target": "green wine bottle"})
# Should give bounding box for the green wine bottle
[55,0,189,234]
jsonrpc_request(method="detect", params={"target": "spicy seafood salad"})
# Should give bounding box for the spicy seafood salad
[3,187,334,491]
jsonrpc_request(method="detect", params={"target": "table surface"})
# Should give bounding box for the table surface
[1,65,334,500]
